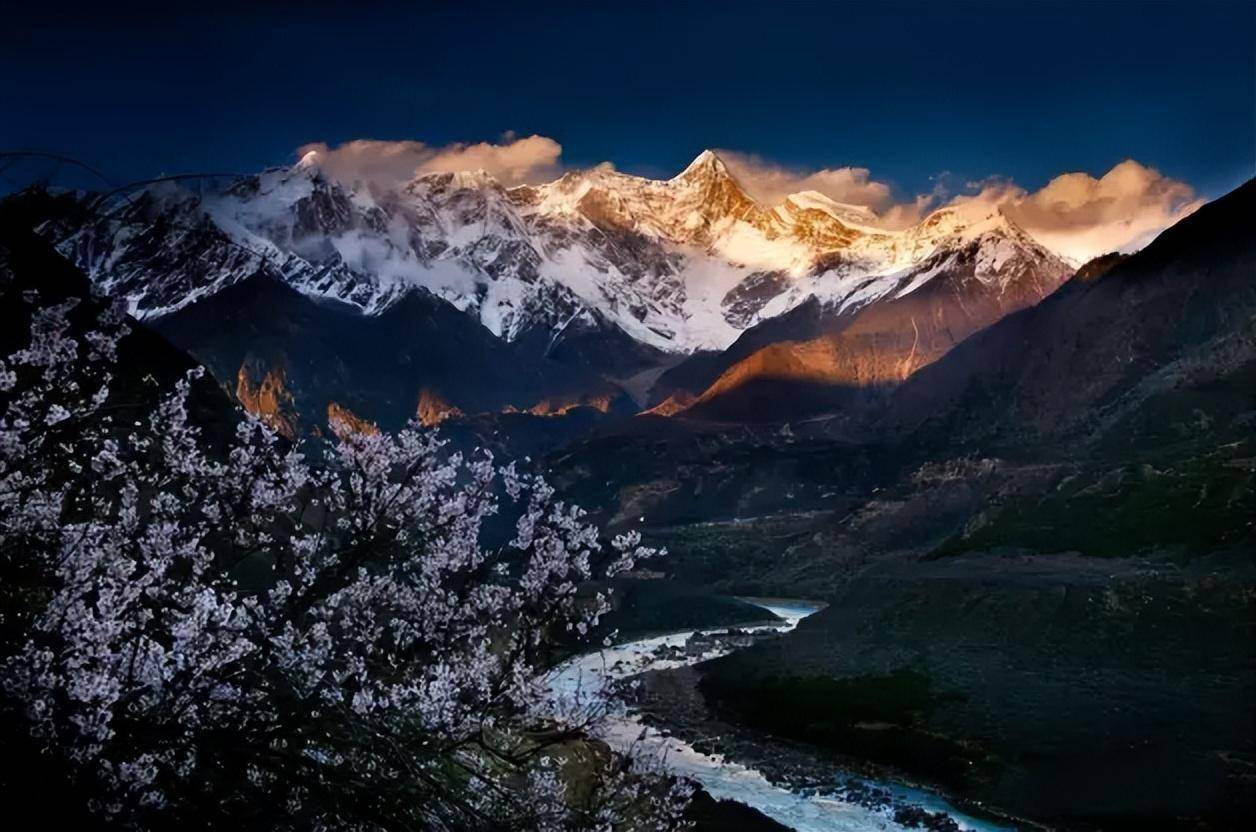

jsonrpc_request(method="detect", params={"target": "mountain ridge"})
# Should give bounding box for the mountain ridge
[39,150,1078,365]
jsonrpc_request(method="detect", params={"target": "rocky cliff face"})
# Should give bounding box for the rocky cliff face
[236,360,299,438]
[415,387,464,427]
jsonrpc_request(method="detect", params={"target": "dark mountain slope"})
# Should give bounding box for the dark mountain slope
[891,178,1256,447]
[700,551,1255,829]
[650,297,836,402]
[153,274,635,439]
[0,192,236,438]
[0,195,244,829]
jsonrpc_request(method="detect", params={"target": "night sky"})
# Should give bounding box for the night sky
[2,0,1253,199]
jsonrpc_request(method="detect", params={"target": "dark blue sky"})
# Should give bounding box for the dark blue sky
[3,1,1253,199]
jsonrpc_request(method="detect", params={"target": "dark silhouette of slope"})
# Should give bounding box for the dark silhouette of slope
[0,191,237,439]
[891,179,1256,447]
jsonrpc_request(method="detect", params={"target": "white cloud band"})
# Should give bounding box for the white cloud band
[296,134,563,190]
[295,135,1202,262]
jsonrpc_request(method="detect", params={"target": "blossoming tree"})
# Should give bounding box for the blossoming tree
[0,289,689,830]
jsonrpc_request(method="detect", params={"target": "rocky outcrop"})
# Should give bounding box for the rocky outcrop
[641,390,698,417]
[527,392,618,416]
[416,387,463,426]
[236,360,299,438]
[327,402,378,436]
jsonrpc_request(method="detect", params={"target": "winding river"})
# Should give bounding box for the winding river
[547,599,1016,832]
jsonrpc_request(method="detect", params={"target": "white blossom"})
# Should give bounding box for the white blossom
[0,290,683,830]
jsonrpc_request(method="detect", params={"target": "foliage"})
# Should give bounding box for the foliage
[0,292,689,830]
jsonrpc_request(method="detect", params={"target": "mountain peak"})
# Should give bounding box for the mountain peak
[672,149,759,205]
[676,149,731,181]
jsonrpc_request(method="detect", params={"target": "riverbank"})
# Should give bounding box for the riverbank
[547,600,1016,831]
[697,556,1256,829]
[631,659,1022,832]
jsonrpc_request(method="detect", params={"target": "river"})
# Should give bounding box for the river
[546,599,1018,831]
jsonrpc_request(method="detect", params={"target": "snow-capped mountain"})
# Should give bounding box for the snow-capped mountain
[43,150,1072,359]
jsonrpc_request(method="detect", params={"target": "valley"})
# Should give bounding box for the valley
[549,181,1256,828]
[3,155,1252,832]
[3,4,1251,829]
[550,599,1016,832]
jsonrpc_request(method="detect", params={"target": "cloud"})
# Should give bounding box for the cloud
[717,150,896,211]
[714,151,1199,254]
[948,160,1202,263]
[295,136,1200,262]
[879,195,939,231]
[296,134,564,189]
[714,150,938,229]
